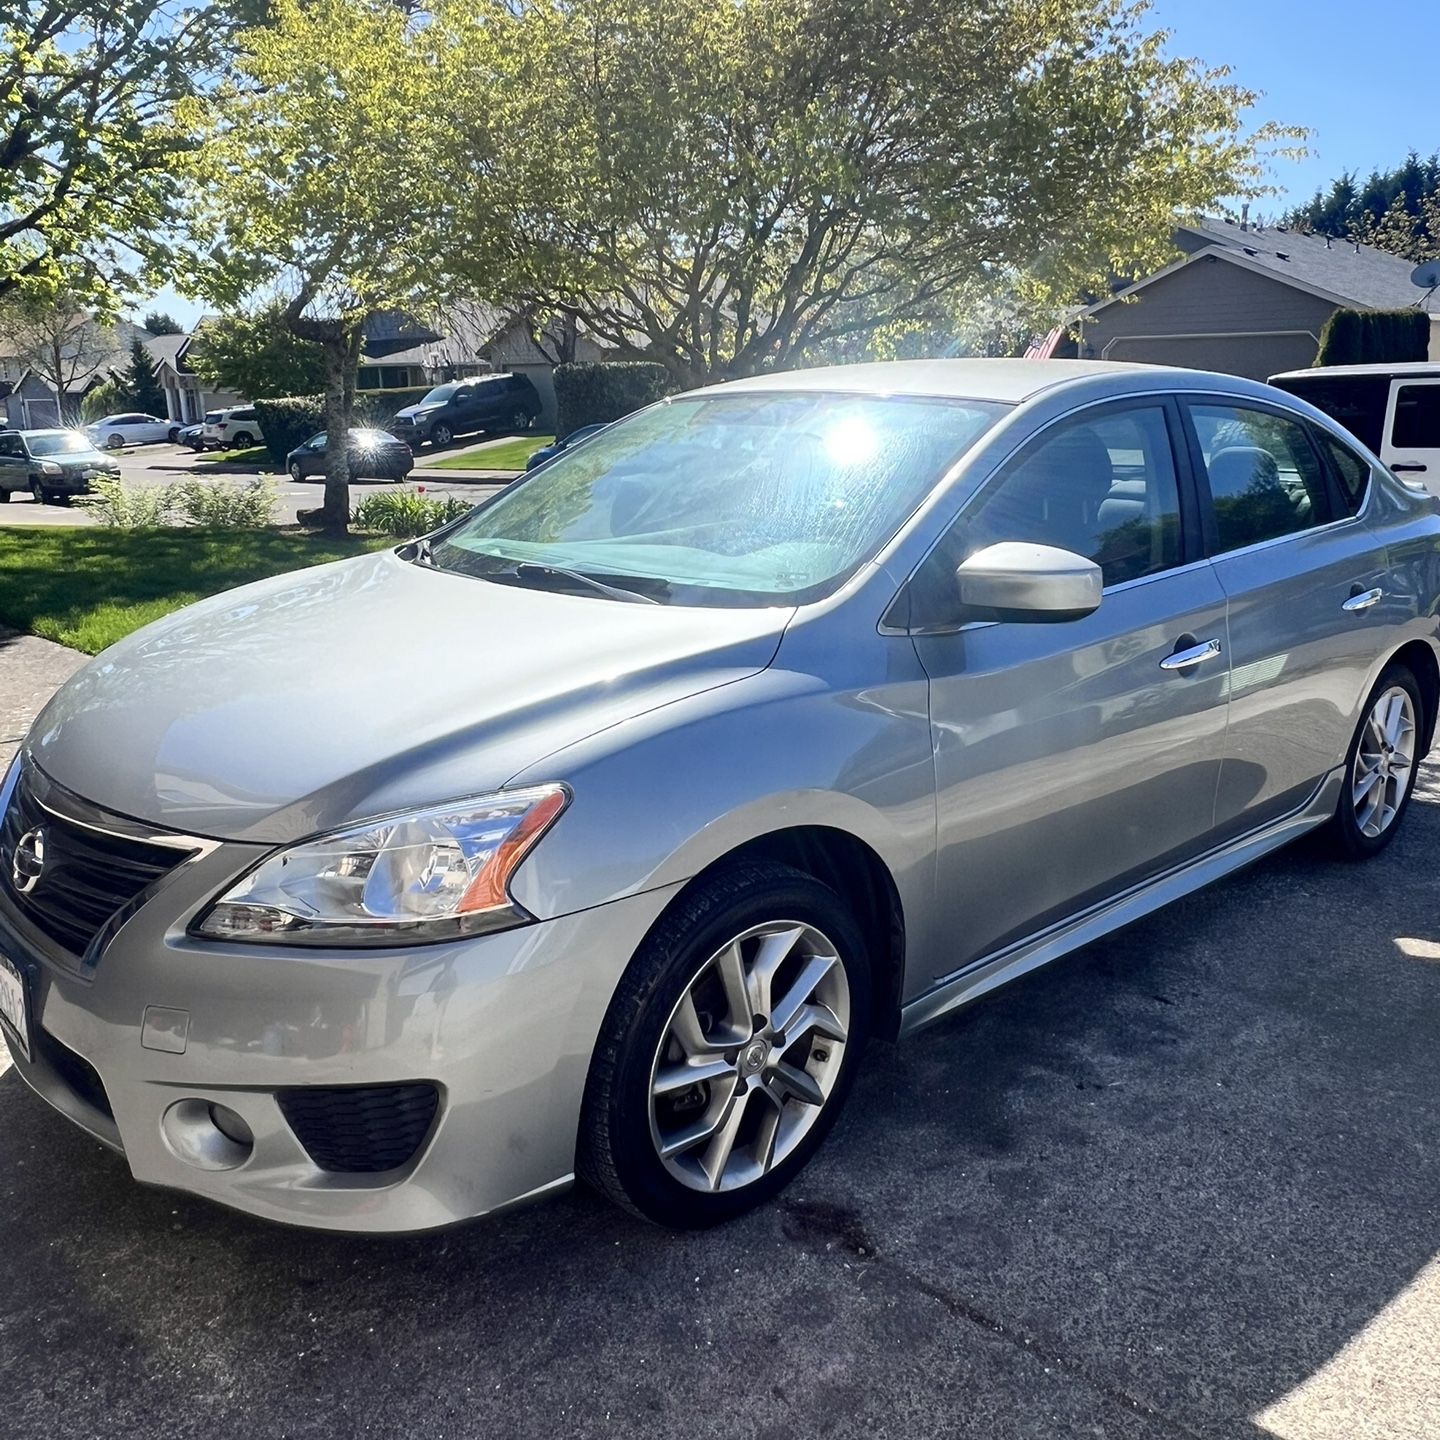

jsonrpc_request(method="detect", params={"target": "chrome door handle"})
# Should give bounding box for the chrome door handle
[1342,587,1383,612]
[1159,638,1223,672]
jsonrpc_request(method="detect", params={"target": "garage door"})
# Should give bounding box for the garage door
[1102,331,1319,382]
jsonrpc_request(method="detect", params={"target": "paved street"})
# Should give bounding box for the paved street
[0,439,512,528]
[0,621,1437,1438]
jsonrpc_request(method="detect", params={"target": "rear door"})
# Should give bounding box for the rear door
[0,433,25,488]
[1183,396,1394,837]
[1382,379,1440,494]
[914,398,1233,973]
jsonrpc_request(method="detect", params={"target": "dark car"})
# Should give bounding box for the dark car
[0,428,120,504]
[178,423,206,451]
[525,422,610,470]
[390,373,542,449]
[286,428,415,482]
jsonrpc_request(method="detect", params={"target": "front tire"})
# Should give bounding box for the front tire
[288,461,303,482]
[579,862,872,1228]
[431,423,453,447]
[1327,662,1424,860]
[30,481,46,505]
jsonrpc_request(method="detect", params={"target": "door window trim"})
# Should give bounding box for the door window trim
[1176,391,1369,562]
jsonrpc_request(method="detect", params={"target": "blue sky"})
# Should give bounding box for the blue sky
[1150,0,1432,212]
[129,0,1432,328]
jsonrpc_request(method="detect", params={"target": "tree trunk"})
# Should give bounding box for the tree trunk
[320,338,352,536]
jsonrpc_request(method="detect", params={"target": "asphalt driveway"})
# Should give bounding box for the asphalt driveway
[3,764,1439,1436]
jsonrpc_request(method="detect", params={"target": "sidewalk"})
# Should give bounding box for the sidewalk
[0,628,86,769]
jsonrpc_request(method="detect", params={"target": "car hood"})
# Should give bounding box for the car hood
[27,550,791,842]
[392,404,436,422]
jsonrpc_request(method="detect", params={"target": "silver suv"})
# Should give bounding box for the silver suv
[2,360,1437,1233]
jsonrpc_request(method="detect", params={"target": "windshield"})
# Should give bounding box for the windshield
[428,392,1007,606]
[420,383,459,406]
[28,431,93,456]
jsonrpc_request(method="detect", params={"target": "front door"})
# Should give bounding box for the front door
[911,399,1232,975]
[1183,398,1397,835]
[1381,378,1440,495]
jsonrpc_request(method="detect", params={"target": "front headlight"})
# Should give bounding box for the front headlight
[193,785,569,946]
[40,461,63,476]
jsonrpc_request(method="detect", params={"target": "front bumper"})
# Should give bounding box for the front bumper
[0,776,679,1233]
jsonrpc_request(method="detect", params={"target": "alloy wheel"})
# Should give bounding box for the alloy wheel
[1352,685,1416,838]
[648,919,851,1194]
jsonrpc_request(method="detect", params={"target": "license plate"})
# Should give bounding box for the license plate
[0,950,30,1062]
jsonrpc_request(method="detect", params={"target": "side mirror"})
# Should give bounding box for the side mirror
[954,542,1103,624]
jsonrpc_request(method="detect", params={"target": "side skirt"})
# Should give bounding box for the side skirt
[898,769,1344,1038]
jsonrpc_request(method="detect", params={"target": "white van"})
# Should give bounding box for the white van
[1269,363,1440,493]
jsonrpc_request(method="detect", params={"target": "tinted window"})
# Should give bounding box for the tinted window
[1267,375,1389,451]
[1190,403,1330,552]
[1392,385,1440,449]
[962,405,1182,587]
[1316,430,1371,516]
[0,434,20,456]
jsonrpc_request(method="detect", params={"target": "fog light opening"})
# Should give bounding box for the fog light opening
[160,1098,255,1171]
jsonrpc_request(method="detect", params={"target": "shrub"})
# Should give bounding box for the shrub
[174,476,278,527]
[351,488,472,537]
[255,386,438,464]
[1316,308,1430,366]
[77,476,177,528]
[80,379,121,423]
[553,361,673,438]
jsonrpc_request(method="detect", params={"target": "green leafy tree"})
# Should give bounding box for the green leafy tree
[188,306,329,400]
[115,337,167,414]
[452,0,1298,385]
[142,310,186,336]
[184,0,478,534]
[1,0,237,303]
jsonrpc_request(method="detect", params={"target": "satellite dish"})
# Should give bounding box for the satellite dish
[1410,261,1440,290]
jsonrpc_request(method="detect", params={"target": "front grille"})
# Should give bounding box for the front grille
[0,765,191,957]
[36,1029,113,1118]
[278,1083,440,1174]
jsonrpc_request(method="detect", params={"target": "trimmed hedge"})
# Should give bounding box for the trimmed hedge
[554,361,673,438]
[255,386,435,464]
[1316,308,1430,367]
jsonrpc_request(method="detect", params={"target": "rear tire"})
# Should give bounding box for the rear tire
[105,433,124,450]
[1326,662,1424,860]
[231,431,254,447]
[510,408,531,431]
[579,862,872,1228]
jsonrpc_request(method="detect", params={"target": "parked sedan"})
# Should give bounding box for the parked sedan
[286,429,414,482]
[177,423,206,452]
[526,422,609,470]
[3,360,1438,1235]
[0,428,120,503]
[85,412,172,449]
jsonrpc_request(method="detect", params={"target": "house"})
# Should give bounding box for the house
[0,318,148,428]
[144,322,243,425]
[1075,215,1440,381]
[357,304,615,428]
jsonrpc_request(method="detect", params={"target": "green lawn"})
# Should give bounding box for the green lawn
[0,527,389,654]
[427,434,552,471]
[197,446,270,465]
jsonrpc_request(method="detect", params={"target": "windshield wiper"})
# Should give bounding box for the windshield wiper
[514,561,661,604]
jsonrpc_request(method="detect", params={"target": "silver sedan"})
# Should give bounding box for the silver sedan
[2,359,1437,1232]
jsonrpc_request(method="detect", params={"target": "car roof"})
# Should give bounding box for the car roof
[11,428,76,438]
[686,358,1275,407]
[1270,362,1440,382]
